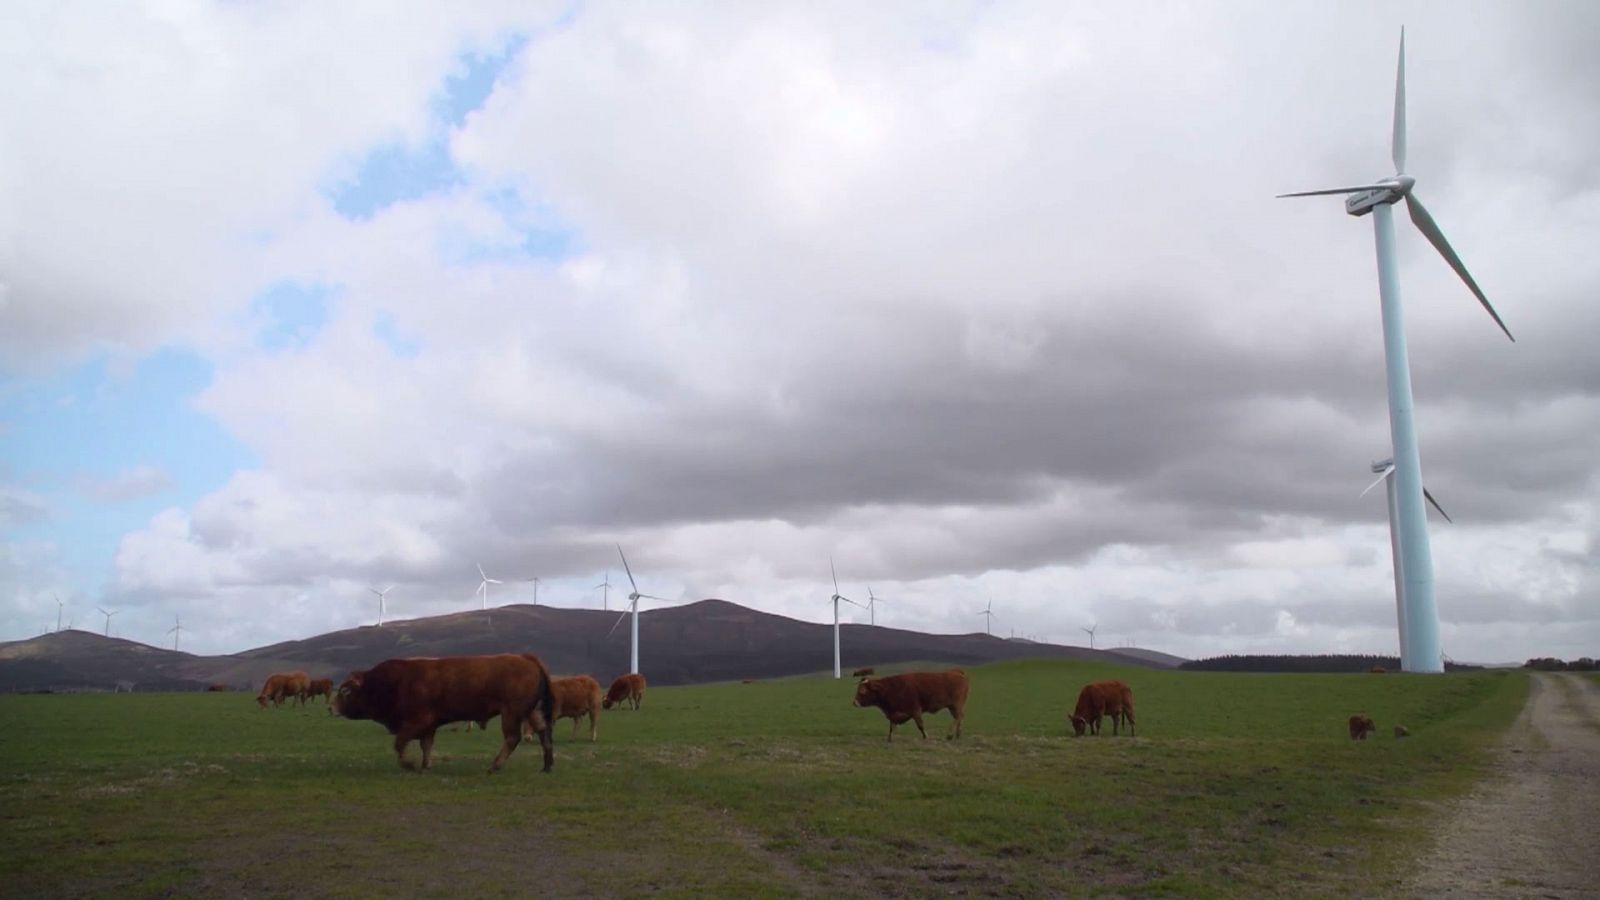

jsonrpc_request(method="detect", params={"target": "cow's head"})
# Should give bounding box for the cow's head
[256,692,269,708]
[332,671,368,719]
[1069,715,1088,737]
[853,679,881,708]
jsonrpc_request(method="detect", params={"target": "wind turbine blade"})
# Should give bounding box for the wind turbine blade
[1360,465,1395,497]
[487,578,503,585]
[617,545,640,594]
[477,563,488,580]
[1404,193,1514,342]
[830,557,839,596]
[638,593,671,602]
[1392,28,1406,174]
[1422,487,1453,523]
[1276,184,1393,199]
[605,609,630,637]
[369,588,384,597]
[843,597,866,609]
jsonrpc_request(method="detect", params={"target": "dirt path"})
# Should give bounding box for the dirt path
[1406,673,1600,898]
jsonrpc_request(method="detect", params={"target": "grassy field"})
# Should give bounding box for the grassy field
[0,660,1526,898]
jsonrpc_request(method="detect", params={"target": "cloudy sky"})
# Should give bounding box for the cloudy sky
[3,1,1596,664]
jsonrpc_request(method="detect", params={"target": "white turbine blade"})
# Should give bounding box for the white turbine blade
[1360,465,1396,497]
[605,609,630,637]
[477,562,488,580]
[1392,28,1406,174]
[638,593,671,602]
[1276,184,1393,199]
[487,578,503,585]
[1404,193,1514,341]
[843,596,866,609]
[830,557,840,596]
[617,545,640,594]
[1422,487,1453,523]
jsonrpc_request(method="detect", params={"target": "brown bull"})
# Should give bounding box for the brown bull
[333,654,556,773]
[852,670,969,741]
[1349,714,1376,740]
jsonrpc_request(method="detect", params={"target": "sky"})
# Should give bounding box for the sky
[2,1,1596,664]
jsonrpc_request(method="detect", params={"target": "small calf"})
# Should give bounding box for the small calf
[1349,714,1377,740]
[1393,724,1410,739]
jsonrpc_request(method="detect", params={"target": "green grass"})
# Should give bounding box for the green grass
[0,661,1527,897]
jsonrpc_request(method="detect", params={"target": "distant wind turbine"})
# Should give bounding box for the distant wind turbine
[1362,457,1452,670]
[528,576,542,606]
[864,586,887,626]
[829,559,865,679]
[978,599,997,636]
[167,615,186,652]
[608,546,671,675]
[97,607,118,637]
[594,570,612,611]
[1279,29,1514,673]
[369,585,395,627]
[474,563,502,611]
[54,593,63,633]
[1082,624,1098,650]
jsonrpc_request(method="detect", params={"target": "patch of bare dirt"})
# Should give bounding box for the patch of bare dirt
[1406,673,1600,898]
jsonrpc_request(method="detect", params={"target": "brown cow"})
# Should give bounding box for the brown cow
[305,677,334,704]
[602,673,646,710]
[852,670,969,741]
[851,667,876,678]
[333,654,555,773]
[535,675,603,742]
[1349,714,1376,740]
[1069,681,1136,737]
[256,671,311,708]
[206,683,228,692]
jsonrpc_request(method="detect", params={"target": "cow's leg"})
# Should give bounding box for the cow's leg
[420,729,438,769]
[1126,710,1136,737]
[535,718,555,773]
[587,711,597,742]
[886,721,897,742]
[948,711,963,740]
[912,713,928,740]
[489,713,523,773]
[394,729,421,772]
[571,717,580,739]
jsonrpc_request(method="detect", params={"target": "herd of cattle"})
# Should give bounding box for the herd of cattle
[250,654,1386,773]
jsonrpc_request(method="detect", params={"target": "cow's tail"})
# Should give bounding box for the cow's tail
[537,668,555,737]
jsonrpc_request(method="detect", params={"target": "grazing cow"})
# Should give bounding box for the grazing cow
[206,683,228,692]
[305,677,334,704]
[256,671,311,708]
[1069,681,1136,737]
[1349,714,1377,740]
[333,654,555,773]
[1393,724,1410,739]
[1370,666,1388,674]
[602,673,646,711]
[852,670,969,741]
[852,667,876,678]
[535,675,603,742]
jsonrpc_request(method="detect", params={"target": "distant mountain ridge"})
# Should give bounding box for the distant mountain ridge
[0,598,1182,693]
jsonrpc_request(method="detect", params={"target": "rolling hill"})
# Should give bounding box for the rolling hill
[0,598,1181,692]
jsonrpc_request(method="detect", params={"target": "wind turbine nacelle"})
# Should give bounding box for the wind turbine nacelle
[1344,186,1402,218]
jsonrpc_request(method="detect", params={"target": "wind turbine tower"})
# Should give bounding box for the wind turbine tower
[369,585,395,626]
[167,615,186,652]
[978,599,997,636]
[1362,458,1452,670]
[474,563,502,611]
[828,559,865,679]
[609,546,669,675]
[1279,30,1513,673]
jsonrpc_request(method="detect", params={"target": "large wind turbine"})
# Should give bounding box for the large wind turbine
[1279,30,1512,673]
[608,546,669,675]
[828,559,865,679]
[1362,458,1452,670]
[97,606,118,637]
[474,563,502,611]
[167,615,186,652]
[369,585,394,626]
[978,598,997,636]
